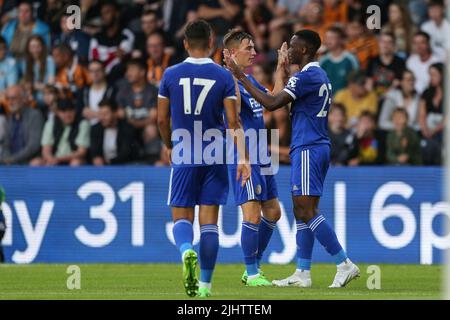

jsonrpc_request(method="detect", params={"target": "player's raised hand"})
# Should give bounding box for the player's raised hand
[223,49,243,78]
[277,42,289,75]
[236,162,251,188]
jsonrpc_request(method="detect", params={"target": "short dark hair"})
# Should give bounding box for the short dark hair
[147,31,166,44]
[98,98,118,112]
[326,25,346,39]
[53,43,74,56]
[429,0,444,7]
[142,9,158,17]
[380,31,396,42]
[184,20,212,50]
[101,0,120,11]
[414,31,431,42]
[294,29,322,55]
[331,103,347,116]
[57,98,76,111]
[89,59,105,69]
[391,107,408,120]
[223,29,253,49]
[360,110,376,122]
[127,57,147,71]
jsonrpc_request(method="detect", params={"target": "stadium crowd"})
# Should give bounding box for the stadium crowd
[0,0,447,167]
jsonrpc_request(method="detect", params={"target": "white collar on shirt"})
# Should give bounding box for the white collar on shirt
[184,57,214,65]
[301,61,320,72]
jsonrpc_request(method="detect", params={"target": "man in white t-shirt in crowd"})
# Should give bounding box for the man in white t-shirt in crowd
[421,0,450,61]
[90,99,137,165]
[406,31,442,95]
[80,60,115,125]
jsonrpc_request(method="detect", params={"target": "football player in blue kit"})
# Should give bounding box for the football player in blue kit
[158,20,251,298]
[224,29,360,288]
[222,29,287,286]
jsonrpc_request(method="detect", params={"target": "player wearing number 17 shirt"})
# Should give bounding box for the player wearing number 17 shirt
[157,20,250,298]
[224,29,360,288]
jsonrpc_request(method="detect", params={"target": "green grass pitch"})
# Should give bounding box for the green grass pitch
[0,263,442,300]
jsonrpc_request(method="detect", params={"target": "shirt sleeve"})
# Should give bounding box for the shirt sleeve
[158,71,170,99]
[283,73,305,100]
[75,120,91,148]
[41,118,54,146]
[223,71,237,100]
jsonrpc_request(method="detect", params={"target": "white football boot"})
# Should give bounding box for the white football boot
[272,270,312,288]
[328,259,360,288]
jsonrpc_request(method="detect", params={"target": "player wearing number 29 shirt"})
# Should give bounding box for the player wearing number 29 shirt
[223,29,360,289]
[157,20,250,298]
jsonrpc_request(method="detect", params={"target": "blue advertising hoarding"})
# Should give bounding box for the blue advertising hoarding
[0,166,448,264]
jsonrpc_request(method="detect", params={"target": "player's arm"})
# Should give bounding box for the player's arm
[223,97,250,187]
[157,96,172,150]
[270,42,290,95]
[224,50,293,111]
[233,76,242,113]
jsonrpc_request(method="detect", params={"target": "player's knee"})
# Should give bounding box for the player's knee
[264,207,281,222]
[296,210,314,223]
[244,214,261,225]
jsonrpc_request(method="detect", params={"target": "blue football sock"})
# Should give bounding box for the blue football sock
[173,219,193,258]
[256,217,277,266]
[296,220,314,271]
[307,214,347,265]
[199,224,219,283]
[241,221,259,276]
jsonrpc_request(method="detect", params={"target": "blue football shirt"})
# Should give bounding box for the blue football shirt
[283,62,332,150]
[158,57,237,166]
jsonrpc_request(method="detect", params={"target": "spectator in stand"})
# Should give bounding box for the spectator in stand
[0,36,18,94]
[320,26,359,93]
[40,84,59,121]
[323,0,348,26]
[142,122,163,164]
[79,0,102,36]
[419,63,445,166]
[90,99,136,165]
[196,0,243,38]
[334,70,378,127]
[328,103,357,166]
[409,0,429,26]
[345,0,365,22]
[89,0,135,82]
[296,2,327,41]
[0,85,44,165]
[0,112,7,160]
[366,32,406,97]
[80,59,115,126]
[145,31,177,88]
[421,0,450,61]
[242,0,272,51]
[132,10,168,59]
[53,13,91,66]
[32,98,90,166]
[348,111,384,166]
[386,108,422,166]
[382,1,416,59]
[41,0,71,37]
[406,31,443,95]
[345,17,378,70]
[53,43,91,99]
[1,0,50,59]
[116,58,158,157]
[267,0,306,61]
[21,35,55,106]
[379,70,420,132]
